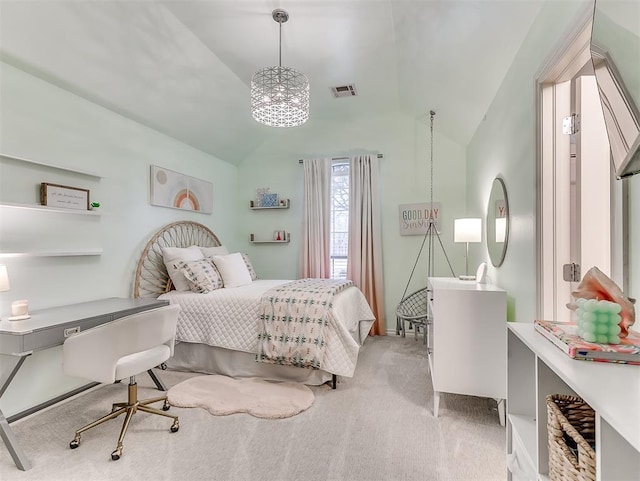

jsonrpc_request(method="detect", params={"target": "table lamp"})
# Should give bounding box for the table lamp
[454,218,482,280]
[0,265,10,320]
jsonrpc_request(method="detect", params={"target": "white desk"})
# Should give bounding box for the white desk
[0,297,168,471]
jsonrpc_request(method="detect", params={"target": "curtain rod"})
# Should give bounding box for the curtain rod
[298,153,384,163]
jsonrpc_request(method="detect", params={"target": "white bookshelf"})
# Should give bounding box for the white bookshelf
[507,322,640,480]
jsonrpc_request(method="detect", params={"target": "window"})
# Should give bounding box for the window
[330,162,349,279]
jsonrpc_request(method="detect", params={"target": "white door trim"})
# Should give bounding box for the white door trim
[534,9,593,320]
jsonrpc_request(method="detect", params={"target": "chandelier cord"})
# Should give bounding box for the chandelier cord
[278,18,282,69]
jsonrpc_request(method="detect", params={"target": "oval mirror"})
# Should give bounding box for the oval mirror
[486,177,509,267]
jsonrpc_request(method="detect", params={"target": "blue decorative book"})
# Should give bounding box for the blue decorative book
[260,193,278,207]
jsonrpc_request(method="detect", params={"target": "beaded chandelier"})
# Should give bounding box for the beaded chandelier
[250,9,309,127]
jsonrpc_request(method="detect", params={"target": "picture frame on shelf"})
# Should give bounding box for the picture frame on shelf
[261,193,279,207]
[255,187,270,207]
[273,230,286,241]
[40,183,90,211]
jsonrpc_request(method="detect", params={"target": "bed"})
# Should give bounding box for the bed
[133,221,376,387]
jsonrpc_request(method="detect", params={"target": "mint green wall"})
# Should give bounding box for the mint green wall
[237,112,468,332]
[0,62,239,416]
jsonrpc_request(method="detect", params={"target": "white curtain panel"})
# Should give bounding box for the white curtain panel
[347,155,386,334]
[300,158,331,278]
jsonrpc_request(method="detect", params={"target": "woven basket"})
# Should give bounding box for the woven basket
[546,394,596,481]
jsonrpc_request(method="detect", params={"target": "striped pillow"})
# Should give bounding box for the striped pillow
[178,259,224,293]
[241,253,258,280]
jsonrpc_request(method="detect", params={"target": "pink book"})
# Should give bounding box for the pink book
[534,320,640,365]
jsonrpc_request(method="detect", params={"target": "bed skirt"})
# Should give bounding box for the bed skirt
[166,343,333,385]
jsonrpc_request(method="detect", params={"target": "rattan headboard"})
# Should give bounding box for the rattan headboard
[133,221,221,298]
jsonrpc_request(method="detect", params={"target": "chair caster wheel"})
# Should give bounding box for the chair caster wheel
[70,437,80,449]
[170,420,179,433]
[111,448,122,461]
[163,400,170,411]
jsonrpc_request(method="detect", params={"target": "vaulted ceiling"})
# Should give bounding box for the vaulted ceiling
[0,1,546,163]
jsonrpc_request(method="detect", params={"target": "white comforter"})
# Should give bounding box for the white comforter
[158,280,376,377]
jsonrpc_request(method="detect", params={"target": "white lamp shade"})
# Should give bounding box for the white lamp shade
[495,217,507,243]
[0,265,10,292]
[454,218,482,243]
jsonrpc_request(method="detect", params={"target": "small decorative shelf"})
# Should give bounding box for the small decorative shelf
[0,202,102,215]
[0,249,103,258]
[0,152,103,179]
[249,233,290,244]
[250,199,290,209]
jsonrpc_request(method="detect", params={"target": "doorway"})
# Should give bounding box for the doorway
[537,20,624,322]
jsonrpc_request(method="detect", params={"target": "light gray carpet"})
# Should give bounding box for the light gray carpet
[0,336,506,481]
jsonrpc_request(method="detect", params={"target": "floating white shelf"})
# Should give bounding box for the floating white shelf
[249,233,290,244]
[0,152,103,179]
[0,202,101,215]
[249,198,290,209]
[0,249,103,258]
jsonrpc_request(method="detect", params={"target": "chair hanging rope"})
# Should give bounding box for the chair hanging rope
[396,110,455,340]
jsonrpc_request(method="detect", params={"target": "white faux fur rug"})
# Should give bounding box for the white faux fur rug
[167,374,315,419]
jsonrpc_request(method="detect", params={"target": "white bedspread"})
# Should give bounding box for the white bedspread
[158,280,375,377]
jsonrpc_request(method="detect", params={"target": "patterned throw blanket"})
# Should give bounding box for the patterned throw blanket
[256,278,354,370]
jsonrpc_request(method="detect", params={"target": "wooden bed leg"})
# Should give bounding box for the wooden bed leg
[332,374,337,390]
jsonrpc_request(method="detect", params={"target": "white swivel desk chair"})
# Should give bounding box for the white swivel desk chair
[63,304,181,461]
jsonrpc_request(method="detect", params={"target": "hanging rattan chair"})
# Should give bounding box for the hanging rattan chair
[396,287,429,343]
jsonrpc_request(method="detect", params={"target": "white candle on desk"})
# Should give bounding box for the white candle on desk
[11,300,28,317]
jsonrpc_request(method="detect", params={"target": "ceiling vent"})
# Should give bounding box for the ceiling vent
[330,84,357,98]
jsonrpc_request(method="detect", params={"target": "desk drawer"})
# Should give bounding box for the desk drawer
[23,315,111,352]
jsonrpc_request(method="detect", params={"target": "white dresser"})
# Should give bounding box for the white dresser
[427,277,507,424]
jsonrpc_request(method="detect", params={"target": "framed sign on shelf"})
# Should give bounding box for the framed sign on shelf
[40,183,90,211]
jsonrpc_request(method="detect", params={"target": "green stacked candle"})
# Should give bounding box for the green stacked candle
[575,298,622,344]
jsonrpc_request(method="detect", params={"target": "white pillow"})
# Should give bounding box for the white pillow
[179,259,224,293]
[162,245,203,291]
[200,245,229,258]
[212,253,252,288]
